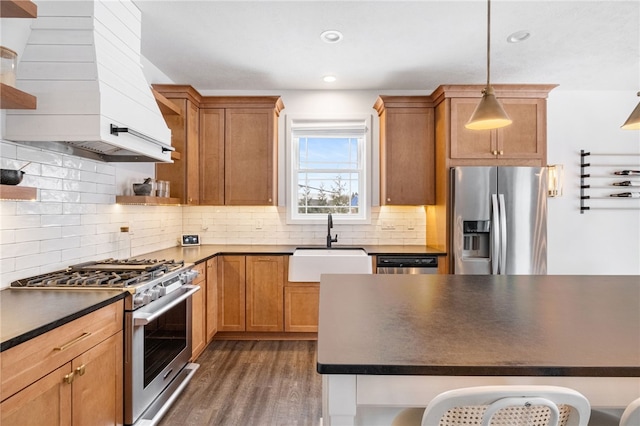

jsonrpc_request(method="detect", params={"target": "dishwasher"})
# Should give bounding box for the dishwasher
[376,255,439,274]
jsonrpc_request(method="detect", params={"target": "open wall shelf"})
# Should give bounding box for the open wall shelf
[580,150,640,213]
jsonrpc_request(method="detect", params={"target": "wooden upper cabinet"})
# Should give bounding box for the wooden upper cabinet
[224,108,277,205]
[199,96,283,206]
[450,97,546,164]
[153,85,202,205]
[375,96,435,205]
[435,84,556,167]
[200,108,225,205]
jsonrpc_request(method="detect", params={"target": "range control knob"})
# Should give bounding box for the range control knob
[134,291,152,307]
[150,286,161,301]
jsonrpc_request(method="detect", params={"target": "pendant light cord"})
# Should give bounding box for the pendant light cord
[486,0,491,88]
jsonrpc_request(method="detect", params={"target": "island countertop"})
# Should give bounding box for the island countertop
[317,274,640,377]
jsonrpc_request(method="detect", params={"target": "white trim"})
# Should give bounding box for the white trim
[285,114,372,225]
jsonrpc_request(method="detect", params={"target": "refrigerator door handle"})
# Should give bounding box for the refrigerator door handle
[491,194,500,275]
[499,194,508,275]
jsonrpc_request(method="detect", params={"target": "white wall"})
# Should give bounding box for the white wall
[546,90,640,275]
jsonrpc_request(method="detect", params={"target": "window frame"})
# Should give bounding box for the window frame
[285,114,372,224]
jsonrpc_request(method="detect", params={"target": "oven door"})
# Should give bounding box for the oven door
[125,284,200,425]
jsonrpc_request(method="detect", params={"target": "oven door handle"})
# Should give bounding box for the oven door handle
[133,285,200,326]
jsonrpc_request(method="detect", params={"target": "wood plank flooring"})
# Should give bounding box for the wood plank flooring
[158,340,322,426]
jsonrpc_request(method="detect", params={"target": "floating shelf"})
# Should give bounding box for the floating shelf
[0,0,37,18]
[116,195,181,205]
[0,185,37,201]
[0,83,37,109]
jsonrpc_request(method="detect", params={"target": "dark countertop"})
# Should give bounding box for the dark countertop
[1,289,126,352]
[0,244,443,352]
[317,274,640,377]
[142,244,446,264]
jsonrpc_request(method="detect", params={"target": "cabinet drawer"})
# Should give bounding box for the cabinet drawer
[1,300,123,401]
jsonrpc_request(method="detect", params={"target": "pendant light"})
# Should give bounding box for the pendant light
[465,0,512,130]
[621,92,640,130]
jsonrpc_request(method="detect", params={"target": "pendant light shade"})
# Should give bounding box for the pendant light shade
[621,92,640,130]
[465,0,512,131]
[465,86,513,130]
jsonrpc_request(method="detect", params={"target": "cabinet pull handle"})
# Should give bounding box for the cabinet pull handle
[75,364,86,376]
[499,150,504,155]
[492,150,498,155]
[54,332,92,351]
[387,198,391,202]
[63,371,75,384]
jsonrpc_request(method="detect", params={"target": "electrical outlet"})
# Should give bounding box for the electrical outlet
[255,219,263,229]
[407,221,415,230]
[382,221,395,230]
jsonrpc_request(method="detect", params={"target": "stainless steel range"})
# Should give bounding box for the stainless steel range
[11,258,201,426]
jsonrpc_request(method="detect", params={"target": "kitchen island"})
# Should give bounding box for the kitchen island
[317,274,640,426]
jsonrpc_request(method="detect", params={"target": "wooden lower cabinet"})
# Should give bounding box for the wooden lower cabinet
[191,262,207,360]
[246,256,284,332]
[284,284,319,332]
[217,255,286,333]
[205,257,218,342]
[1,302,123,426]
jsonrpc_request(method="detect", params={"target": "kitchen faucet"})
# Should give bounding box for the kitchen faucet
[327,213,338,248]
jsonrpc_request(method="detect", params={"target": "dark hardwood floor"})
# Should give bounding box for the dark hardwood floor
[159,340,322,426]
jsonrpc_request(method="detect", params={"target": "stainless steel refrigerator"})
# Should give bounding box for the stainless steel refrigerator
[451,166,547,275]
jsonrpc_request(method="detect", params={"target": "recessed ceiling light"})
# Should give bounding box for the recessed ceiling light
[507,30,531,43]
[323,75,337,83]
[320,30,343,44]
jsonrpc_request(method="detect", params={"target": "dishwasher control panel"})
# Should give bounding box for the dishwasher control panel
[376,255,438,269]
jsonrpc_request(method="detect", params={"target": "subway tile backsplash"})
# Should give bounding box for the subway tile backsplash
[1,140,427,288]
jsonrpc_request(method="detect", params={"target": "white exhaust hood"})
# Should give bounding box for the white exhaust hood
[5,0,173,162]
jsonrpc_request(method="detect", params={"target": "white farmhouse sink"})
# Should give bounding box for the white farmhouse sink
[288,248,373,282]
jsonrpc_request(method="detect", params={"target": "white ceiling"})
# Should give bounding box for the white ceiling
[133,0,640,93]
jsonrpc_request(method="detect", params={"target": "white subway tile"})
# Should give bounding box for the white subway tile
[80,192,114,204]
[62,246,96,262]
[96,163,115,175]
[39,190,81,203]
[17,202,63,215]
[42,164,81,180]
[61,224,97,237]
[41,214,81,227]
[0,201,17,216]
[2,241,40,258]
[0,229,16,244]
[63,156,97,172]
[41,237,80,252]
[17,146,63,166]
[0,142,17,159]
[0,215,41,230]
[63,203,96,214]
[15,226,61,242]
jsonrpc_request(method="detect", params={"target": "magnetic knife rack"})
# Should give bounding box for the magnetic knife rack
[580,150,640,213]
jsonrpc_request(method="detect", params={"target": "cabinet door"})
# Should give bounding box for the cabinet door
[217,256,246,331]
[497,99,545,162]
[450,97,545,165]
[224,108,276,205]
[200,108,225,205]
[185,101,201,205]
[191,263,207,359]
[72,331,123,426]
[284,284,319,332]
[0,363,72,426]
[381,107,435,205]
[449,98,496,160]
[206,258,218,343]
[245,256,284,332]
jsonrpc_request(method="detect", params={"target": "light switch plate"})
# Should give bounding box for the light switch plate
[181,234,200,246]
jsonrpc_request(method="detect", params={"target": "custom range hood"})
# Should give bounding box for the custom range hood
[5,0,173,162]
